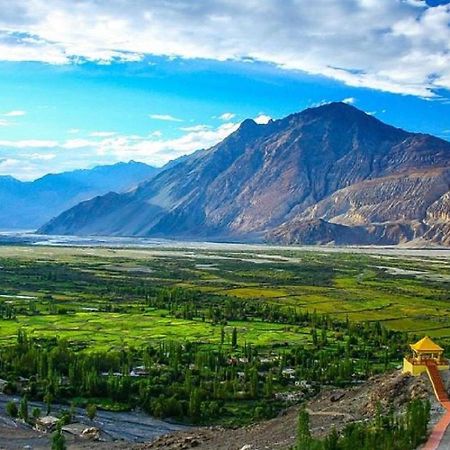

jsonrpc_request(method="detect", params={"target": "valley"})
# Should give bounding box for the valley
[0,243,448,448]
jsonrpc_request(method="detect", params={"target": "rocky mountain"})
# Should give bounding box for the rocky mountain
[39,103,450,246]
[0,161,159,230]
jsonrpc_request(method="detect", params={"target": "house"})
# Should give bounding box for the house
[282,368,296,379]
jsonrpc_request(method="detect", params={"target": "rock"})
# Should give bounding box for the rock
[330,392,345,402]
[81,426,101,440]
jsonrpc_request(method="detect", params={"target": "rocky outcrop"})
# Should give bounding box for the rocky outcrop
[39,103,450,246]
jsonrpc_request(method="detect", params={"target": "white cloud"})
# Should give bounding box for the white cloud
[0,1,447,97]
[29,153,56,160]
[0,139,59,148]
[149,114,183,122]
[89,131,118,137]
[180,124,211,132]
[0,120,240,179]
[0,119,10,127]
[254,114,272,124]
[3,110,26,117]
[93,121,239,165]
[342,97,356,105]
[219,112,236,121]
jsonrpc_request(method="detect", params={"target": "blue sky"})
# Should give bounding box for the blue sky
[0,0,449,180]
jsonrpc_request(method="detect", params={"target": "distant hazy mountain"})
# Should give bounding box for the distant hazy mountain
[39,103,450,246]
[0,161,159,230]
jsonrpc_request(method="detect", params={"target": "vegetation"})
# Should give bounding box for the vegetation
[295,399,431,450]
[0,245,448,426]
[5,400,18,418]
[51,423,66,450]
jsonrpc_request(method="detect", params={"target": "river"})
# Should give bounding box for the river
[0,394,188,443]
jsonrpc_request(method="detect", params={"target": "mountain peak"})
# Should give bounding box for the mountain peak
[38,105,450,247]
[304,101,368,117]
[239,118,258,130]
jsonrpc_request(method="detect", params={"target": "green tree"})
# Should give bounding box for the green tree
[32,407,41,420]
[86,404,97,421]
[44,391,53,415]
[296,408,313,450]
[19,396,28,422]
[189,388,201,422]
[231,327,237,348]
[323,427,339,450]
[51,423,66,450]
[5,401,18,418]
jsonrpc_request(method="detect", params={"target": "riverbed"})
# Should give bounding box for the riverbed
[0,394,187,443]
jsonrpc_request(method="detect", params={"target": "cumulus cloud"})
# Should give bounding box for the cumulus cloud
[0,0,448,96]
[3,110,26,116]
[342,97,356,105]
[219,112,236,121]
[89,131,118,137]
[254,114,272,124]
[149,114,183,122]
[180,124,211,132]
[0,120,240,180]
[29,153,56,160]
[0,139,59,148]
[0,0,450,97]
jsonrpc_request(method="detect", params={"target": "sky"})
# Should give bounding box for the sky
[0,0,449,180]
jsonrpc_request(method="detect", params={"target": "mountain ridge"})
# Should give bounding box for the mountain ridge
[39,103,450,246]
[0,161,160,230]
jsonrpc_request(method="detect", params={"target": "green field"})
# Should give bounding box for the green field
[0,244,448,425]
[0,245,449,348]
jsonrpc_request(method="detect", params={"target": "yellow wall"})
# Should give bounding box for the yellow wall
[402,358,449,376]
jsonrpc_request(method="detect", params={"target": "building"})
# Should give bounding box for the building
[402,336,449,376]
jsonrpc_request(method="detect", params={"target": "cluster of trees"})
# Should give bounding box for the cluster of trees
[0,300,16,319]
[1,313,407,425]
[0,259,411,426]
[296,399,430,450]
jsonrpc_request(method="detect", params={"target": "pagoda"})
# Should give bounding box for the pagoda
[403,336,449,376]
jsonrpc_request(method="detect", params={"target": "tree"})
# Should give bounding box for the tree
[86,403,97,421]
[296,407,313,450]
[323,427,339,450]
[189,388,201,422]
[231,327,237,348]
[6,401,18,418]
[32,407,41,420]
[264,371,273,399]
[19,396,28,422]
[51,423,66,450]
[44,391,53,415]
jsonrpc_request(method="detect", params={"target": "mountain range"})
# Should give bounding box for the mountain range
[37,102,450,246]
[0,161,159,230]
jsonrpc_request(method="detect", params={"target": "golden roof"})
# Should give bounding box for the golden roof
[410,336,443,352]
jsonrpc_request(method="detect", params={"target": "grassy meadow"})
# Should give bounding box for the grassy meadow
[0,245,449,350]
